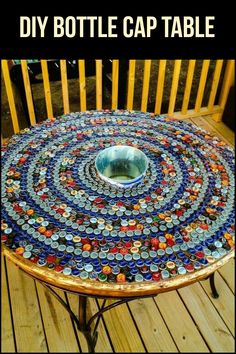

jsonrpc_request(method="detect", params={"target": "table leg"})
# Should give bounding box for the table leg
[78,296,97,353]
[40,283,97,352]
[209,272,219,298]
[39,282,153,352]
[203,272,219,298]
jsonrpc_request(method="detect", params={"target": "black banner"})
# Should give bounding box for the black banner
[0,5,235,58]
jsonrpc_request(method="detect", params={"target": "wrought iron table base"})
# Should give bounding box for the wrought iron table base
[41,272,219,353]
[204,272,219,298]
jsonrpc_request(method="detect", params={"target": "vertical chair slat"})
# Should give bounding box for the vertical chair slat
[112,60,119,110]
[168,60,182,115]
[181,60,196,115]
[41,60,54,119]
[154,60,167,114]
[141,60,152,112]
[194,60,210,113]
[96,60,103,110]
[78,60,87,112]
[207,59,224,112]
[60,60,70,114]
[21,60,36,125]
[127,60,136,110]
[215,60,235,122]
[1,60,20,133]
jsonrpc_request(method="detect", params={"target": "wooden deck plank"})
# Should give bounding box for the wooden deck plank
[67,293,113,353]
[6,259,48,352]
[190,116,234,146]
[66,293,88,352]
[182,117,196,124]
[218,259,235,294]
[35,283,80,353]
[97,299,146,352]
[178,282,234,352]
[128,297,178,352]
[154,291,210,352]
[88,298,113,352]
[1,255,15,353]
[206,115,235,146]
[178,116,234,148]
[200,273,235,335]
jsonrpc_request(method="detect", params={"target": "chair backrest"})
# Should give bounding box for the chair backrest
[1,59,234,141]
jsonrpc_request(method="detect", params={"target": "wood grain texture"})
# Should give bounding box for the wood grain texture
[200,273,235,335]
[97,299,145,353]
[178,282,234,352]
[190,115,235,147]
[1,255,15,353]
[205,115,235,146]
[155,291,210,352]
[36,283,80,352]
[6,259,47,352]
[217,259,235,294]
[128,297,178,352]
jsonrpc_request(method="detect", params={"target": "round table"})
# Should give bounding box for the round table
[1,110,235,352]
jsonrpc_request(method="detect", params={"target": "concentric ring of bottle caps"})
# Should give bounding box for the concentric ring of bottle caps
[1,110,235,283]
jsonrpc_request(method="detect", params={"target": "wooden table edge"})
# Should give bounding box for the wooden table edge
[2,245,234,298]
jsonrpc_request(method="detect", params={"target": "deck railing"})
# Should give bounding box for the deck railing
[1,59,235,140]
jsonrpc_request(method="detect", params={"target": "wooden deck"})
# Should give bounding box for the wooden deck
[1,116,235,353]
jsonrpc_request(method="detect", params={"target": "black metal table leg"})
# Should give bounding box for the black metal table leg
[39,281,154,352]
[209,272,219,298]
[78,296,97,353]
[203,272,219,298]
[40,283,97,352]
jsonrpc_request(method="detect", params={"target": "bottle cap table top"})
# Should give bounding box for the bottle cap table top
[1,110,235,297]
